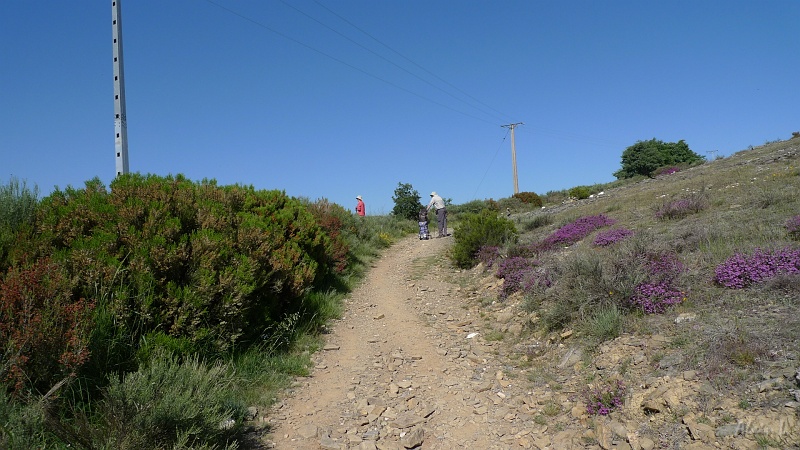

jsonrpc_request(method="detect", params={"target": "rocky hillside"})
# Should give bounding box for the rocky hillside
[454,138,799,449]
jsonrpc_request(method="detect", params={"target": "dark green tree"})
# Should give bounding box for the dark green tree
[391,182,421,220]
[613,139,704,179]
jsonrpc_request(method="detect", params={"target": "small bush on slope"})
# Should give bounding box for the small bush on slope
[451,209,517,269]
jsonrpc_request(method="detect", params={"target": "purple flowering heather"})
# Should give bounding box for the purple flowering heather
[714,246,800,289]
[521,267,553,293]
[629,281,684,314]
[654,196,707,220]
[476,245,501,268]
[659,167,680,175]
[545,215,617,247]
[647,253,685,281]
[496,256,532,299]
[628,253,686,314]
[593,228,634,247]
[584,379,626,416]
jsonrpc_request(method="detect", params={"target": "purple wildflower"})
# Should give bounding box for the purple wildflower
[583,379,626,416]
[628,253,686,314]
[521,267,553,293]
[477,245,501,268]
[544,215,617,247]
[629,281,684,314]
[593,228,634,247]
[714,246,800,289]
[647,252,685,282]
[654,196,707,220]
[496,256,532,299]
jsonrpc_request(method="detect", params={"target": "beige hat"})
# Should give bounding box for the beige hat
[430,191,437,196]
[356,195,362,200]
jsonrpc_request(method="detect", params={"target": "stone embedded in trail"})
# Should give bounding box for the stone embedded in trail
[388,413,426,429]
[297,424,318,439]
[399,426,424,448]
[319,434,346,449]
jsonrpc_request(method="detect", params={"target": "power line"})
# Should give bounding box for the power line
[310,0,515,124]
[202,0,503,126]
[281,0,510,125]
[472,128,510,200]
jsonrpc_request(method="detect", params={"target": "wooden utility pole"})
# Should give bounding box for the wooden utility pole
[112,0,129,177]
[502,123,524,194]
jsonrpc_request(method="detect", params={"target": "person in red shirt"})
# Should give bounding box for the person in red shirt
[355,195,365,217]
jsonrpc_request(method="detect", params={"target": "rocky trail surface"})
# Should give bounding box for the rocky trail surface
[263,234,535,449]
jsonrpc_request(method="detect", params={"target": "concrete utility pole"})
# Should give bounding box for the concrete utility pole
[502,123,524,194]
[112,0,129,177]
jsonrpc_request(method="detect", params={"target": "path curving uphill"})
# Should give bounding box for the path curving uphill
[264,234,524,449]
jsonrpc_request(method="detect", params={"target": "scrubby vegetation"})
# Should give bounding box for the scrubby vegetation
[0,174,414,448]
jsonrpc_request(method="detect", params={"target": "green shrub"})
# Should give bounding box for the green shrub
[568,186,591,200]
[305,198,353,274]
[541,298,574,332]
[0,177,39,270]
[542,189,569,205]
[520,214,552,232]
[449,199,498,215]
[0,388,56,449]
[451,209,517,268]
[582,305,624,342]
[98,351,244,449]
[512,191,543,207]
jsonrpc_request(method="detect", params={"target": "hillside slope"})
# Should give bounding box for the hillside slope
[463,138,800,449]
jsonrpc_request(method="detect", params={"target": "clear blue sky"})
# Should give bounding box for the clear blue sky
[2,1,798,214]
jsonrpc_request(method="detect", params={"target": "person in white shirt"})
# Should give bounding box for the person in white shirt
[426,191,448,238]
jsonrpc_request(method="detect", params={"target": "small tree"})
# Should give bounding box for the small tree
[614,139,704,179]
[391,182,421,221]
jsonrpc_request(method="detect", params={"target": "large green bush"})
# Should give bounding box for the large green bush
[614,138,704,179]
[451,209,517,268]
[18,174,337,367]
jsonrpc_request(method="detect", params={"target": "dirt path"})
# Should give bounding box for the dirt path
[263,234,523,449]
